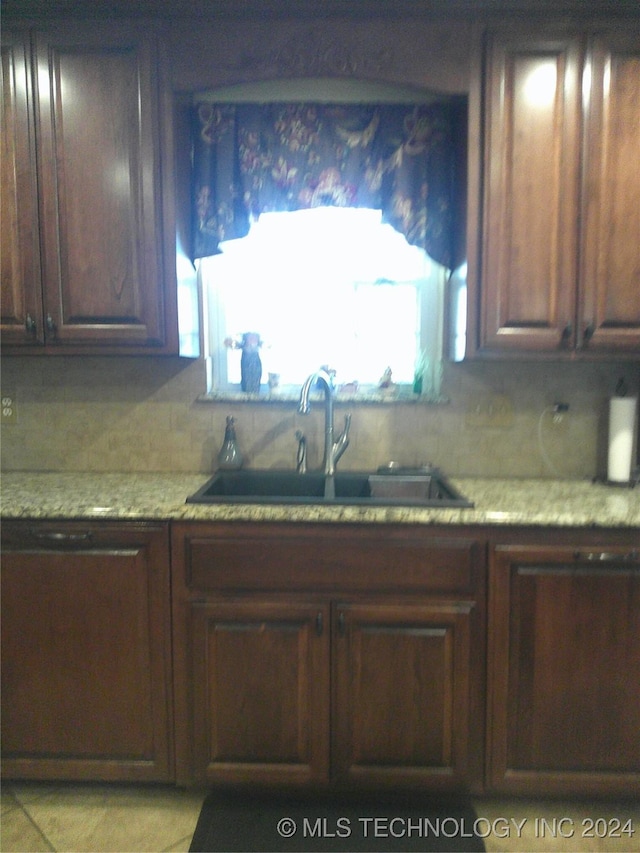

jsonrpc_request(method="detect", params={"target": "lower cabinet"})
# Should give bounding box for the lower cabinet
[1,521,174,782]
[487,541,640,797]
[189,599,330,787]
[171,522,486,792]
[332,599,479,789]
[5,516,636,795]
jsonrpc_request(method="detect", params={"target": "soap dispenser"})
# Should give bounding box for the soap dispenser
[217,415,243,470]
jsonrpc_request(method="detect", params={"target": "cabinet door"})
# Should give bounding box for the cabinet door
[333,600,483,791]
[488,545,640,797]
[187,600,330,786]
[33,23,167,349]
[0,522,173,782]
[580,30,640,352]
[481,32,582,352]
[1,31,43,346]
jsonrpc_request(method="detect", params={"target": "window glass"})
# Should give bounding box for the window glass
[200,207,449,395]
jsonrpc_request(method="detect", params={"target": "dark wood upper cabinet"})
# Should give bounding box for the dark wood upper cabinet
[4,13,638,359]
[1,22,179,354]
[1,31,43,346]
[480,32,582,352]
[477,25,640,356]
[580,29,640,351]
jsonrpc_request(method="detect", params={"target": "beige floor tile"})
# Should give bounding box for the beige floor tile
[9,784,65,807]
[3,785,639,853]
[16,785,205,853]
[474,798,640,853]
[1,789,19,816]
[0,804,53,852]
[161,836,194,853]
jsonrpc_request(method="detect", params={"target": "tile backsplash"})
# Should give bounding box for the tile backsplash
[1,356,638,479]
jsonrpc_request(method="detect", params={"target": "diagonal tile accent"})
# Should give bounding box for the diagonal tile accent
[8,785,205,853]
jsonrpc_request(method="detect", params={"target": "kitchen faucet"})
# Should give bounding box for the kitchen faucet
[298,368,351,477]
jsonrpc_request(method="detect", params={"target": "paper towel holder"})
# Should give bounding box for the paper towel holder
[605,385,638,487]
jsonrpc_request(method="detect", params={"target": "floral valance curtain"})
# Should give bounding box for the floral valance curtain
[192,100,466,270]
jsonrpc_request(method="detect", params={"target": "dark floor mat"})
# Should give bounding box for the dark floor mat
[190,790,486,852]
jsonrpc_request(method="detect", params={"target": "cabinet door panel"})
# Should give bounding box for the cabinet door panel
[488,545,640,796]
[580,31,640,351]
[1,523,173,782]
[333,601,480,790]
[1,32,43,346]
[34,24,165,347]
[481,34,581,351]
[189,601,330,786]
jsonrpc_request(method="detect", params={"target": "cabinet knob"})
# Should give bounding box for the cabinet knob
[338,610,346,636]
[583,321,595,345]
[45,314,57,334]
[315,611,323,636]
[25,313,37,334]
[560,323,573,346]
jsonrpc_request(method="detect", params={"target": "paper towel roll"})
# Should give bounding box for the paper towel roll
[607,396,638,483]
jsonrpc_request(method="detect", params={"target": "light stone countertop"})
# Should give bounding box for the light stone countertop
[1,471,639,528]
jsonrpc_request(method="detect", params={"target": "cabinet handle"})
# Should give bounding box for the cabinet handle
[338,610,346,636]
[25,313,37,334]
[31,530,93,542]
[582,321,595,346]
[45,314,56,334]
[560,322,572,346]
[573,550,638,563]
[315,611,323,636]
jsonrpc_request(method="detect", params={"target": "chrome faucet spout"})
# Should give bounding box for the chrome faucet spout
[298,368,350,477]
[297,370,321,416]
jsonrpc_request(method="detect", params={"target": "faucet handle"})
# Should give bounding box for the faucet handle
[333,413,351,467]
[295,430,307,474]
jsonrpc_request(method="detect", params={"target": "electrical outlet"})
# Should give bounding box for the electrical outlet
[465,393,514,428]
[552,402,569,422]
[1,393,17,424]
[549,402,570,433]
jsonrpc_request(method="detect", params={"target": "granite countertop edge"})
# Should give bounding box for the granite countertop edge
[1,471,639,529]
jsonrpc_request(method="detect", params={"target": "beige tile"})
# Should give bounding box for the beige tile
[1,788,19,816]
[474,798,640,853]
[161,835,195,853]
[17,785,205,853]
[9,783,62,806]
[3,784,640,853]
[0,804,53,852]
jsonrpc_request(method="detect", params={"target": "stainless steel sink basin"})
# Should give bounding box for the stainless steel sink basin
[186,468,473,507]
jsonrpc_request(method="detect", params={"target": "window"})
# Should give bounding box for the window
[200,207,450,397]
[189,80,468,394]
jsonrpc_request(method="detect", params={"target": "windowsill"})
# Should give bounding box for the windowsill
[197,388,449,405]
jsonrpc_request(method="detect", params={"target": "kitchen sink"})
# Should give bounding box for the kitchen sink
[186,467,473,507]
